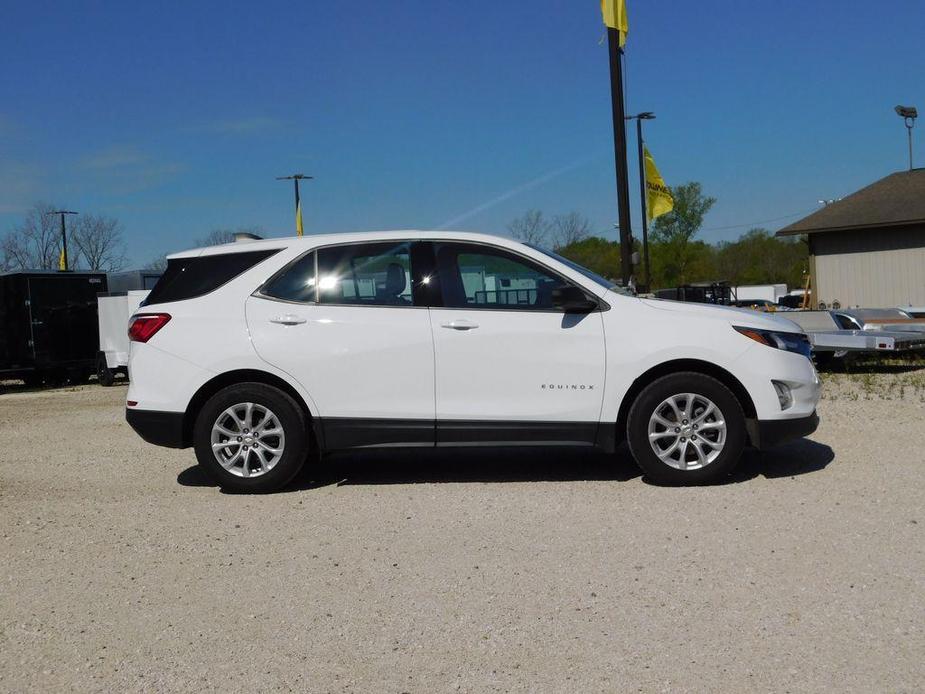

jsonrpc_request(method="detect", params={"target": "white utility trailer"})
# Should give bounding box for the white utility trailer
[97,290,149,386]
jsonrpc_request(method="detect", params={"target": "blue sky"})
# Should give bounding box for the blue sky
[1,0,923,267]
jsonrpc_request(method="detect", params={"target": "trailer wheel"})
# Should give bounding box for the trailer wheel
[21,372,43,388]
[96,353,116,387]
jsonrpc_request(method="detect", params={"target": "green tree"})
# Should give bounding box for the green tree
[650,182,716,286]
[715,228,808,288]
[555,236,622,281]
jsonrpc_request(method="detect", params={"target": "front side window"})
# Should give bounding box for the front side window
[317,242,413,306]
[433,242,570,310]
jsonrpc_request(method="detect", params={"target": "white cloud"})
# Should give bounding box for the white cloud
[206,116,284,134]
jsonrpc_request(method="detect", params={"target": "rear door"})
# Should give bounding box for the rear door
[28,275,105,366]
[427,242,606,446]
[246,240,437,448]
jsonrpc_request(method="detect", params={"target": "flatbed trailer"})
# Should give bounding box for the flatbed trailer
[785,310,925,354]
[806,329,925,353]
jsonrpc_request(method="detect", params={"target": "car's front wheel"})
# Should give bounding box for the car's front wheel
[627,372,746,485]
[193,383,308,493]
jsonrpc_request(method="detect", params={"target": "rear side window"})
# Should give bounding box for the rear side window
[317,242,413,306]
[261,252,316,302]
[145,250,279,304]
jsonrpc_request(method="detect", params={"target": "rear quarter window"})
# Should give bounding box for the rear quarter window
[145,250,279,304]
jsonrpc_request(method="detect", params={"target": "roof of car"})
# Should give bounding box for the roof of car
[167,230,527,259]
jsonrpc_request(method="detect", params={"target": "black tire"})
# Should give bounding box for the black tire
[21,371,44,388]
[193,382,308,493]
[97,353,116,387]
[44,369,67,387]
[627,372,746,485]
[812,351,839,370]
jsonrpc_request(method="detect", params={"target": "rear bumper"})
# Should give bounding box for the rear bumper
[126,408,187,448]
[747,411,819,450]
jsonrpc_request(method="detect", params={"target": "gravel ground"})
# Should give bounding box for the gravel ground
[1,375,923,693]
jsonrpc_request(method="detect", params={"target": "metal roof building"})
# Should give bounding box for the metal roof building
[777,168,925,308]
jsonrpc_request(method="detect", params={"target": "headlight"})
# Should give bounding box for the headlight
[734,326,812,359]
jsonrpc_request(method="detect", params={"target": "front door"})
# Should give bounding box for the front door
[246,240,436,448]
[426,242,606,446]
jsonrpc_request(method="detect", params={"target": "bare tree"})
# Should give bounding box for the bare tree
[195,225,264,247]
[507,210,550,246]
[71,213,127,271]
[0,202,61,270]
[144,225,267,271]
[144,255,168,272]
[551,212,591,250]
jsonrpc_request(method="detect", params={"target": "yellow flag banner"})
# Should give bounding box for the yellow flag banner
[58,248,66,271]
[644,145,674,221]
[600,0,628,47]
[295,200,304,237]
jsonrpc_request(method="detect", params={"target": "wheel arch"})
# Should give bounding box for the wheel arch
[182,369,317,448]
[613,359,757,447]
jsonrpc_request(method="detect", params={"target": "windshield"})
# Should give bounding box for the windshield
[525,243,634,296]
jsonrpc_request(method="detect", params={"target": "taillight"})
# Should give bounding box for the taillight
[128,313,171,343]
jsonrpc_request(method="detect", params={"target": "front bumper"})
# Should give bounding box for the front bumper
[126,408,188,448]
[747,411,819,450]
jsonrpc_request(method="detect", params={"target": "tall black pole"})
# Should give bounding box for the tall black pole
[293,178,301,217]
[49,210,77,271]
[607,28,634,286]
[59,213,69,271]
[635,118,651,290]
[907,121,915,171]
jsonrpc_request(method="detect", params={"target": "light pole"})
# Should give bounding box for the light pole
[626,111,655,291]
[276,174,313,236]
[47,210,77,271]
[895,105,917,170]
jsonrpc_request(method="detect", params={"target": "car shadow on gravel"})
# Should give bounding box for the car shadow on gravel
[177,439,834,493]
[729,439,834,483]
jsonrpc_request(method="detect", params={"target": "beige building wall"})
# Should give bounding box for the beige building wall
[811,226,925,308]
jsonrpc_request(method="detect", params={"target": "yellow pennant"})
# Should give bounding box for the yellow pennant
[600,0,628,47]
[58,248,67,271]
[295,200,304,237]
[644,145,674,221]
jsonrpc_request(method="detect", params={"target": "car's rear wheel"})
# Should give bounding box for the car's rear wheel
[627,372,746,485]
[193,383,308,493]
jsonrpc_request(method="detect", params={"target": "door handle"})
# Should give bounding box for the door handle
[440,319,479,331]
[269,315,307,325]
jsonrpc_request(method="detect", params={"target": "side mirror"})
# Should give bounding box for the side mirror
[551,285,598,313]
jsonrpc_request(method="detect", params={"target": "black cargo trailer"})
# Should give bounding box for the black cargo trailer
[0,271,108,385]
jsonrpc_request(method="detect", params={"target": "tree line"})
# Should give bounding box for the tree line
[3,182,808,289]
[508,182,808,289]
[1,202,128,272]
[0,202,263,273]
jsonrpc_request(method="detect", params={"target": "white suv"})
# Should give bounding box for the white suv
[126,231,820,492]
